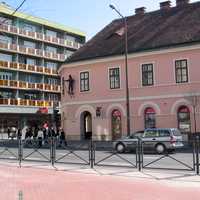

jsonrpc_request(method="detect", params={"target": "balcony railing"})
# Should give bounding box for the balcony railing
[0,60,58,76]
[0,79,61,93]
[0,98,53,107]
[0,42,67,61]
[0,23,83,49]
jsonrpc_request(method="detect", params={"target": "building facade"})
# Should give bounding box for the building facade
[0,3,85,132]
[60,0,200,141]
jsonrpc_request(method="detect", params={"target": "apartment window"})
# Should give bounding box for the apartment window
[45,93,59,101]
[45,62,58,70]
[0,72,13,80]
[46,46,57,53]
[0,53,12,62]
[46,30,57,37]
[175,60,188,83]
[109,67,120,89]
[0,16,12,25]
[23,24,36,32]
[0,91,14,99]
[26,58,36,65]
[24,41,36,49]
[46,78,58,85]
[142,63,154,86]
[0,35,12,44]
[80,71,89,92]
[65,35,75,42]
[24,93,37,100]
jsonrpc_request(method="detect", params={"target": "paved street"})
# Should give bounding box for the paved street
[0,163,199,200]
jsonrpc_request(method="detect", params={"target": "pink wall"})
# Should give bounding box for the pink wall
[60,47,200,140]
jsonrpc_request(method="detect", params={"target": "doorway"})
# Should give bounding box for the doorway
[80,111,92,140]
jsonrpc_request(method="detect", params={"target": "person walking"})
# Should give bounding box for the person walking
[37,128,43,147]
[60,129,66,147]
[7,127,10,139]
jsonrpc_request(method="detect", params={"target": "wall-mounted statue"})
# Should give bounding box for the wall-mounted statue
[62,75,75,96]
[67,75,74,95]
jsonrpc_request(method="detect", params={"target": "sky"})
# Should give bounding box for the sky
[4,0,200,40]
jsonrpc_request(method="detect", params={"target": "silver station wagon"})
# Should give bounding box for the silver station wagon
[113,128,184,154]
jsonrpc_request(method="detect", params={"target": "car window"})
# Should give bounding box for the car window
[172,129,182,136]
[144,130,158,138]
[159,130,170,137]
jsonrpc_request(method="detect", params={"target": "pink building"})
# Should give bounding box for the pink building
[59,0,200,141]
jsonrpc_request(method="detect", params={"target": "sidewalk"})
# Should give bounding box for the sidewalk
[0,162,200,200]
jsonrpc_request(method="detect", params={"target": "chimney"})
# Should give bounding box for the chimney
[176,0,189,6]
[135,7,146,15]
[160,1,171,10]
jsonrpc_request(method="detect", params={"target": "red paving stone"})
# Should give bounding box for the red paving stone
[0,165,199,200]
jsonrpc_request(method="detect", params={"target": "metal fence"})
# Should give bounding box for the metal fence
[0,136,199,175]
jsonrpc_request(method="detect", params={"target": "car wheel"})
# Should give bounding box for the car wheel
[155,144,166,154]
[116,143,125,153]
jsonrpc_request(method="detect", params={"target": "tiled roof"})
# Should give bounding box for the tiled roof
[65,1,200,63]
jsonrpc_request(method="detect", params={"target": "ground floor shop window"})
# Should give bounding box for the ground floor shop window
[111,110,122,140]
[144,107,156,128]
[178,106,191,133]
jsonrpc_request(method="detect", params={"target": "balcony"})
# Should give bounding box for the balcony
[0,23,83,49]
[0,98,53,107]
[0,60,58,76]
[0,79,61,93]
[0,42,67,61]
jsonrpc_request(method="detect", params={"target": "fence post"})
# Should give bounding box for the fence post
[196,135,199,175]
[90,140,94,169]
[137,137,142,171]
[18,137,23,168]
[51,137,55,167]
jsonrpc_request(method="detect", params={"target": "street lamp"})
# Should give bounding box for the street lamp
[109,4,131,136]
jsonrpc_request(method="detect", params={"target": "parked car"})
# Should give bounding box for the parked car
[113,128,184,154]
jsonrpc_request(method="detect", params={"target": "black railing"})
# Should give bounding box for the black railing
[0,136,198,175]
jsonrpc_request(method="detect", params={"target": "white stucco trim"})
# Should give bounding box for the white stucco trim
[61,92,200,107]
[138,102,161,116]
[106,103,126,117]
[170,99,192,115]
[75,104,96,119]
[59,44,200,72]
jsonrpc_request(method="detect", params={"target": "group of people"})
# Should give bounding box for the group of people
[7,125,66,147]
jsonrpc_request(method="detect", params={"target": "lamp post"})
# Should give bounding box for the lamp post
[109,4,131,136]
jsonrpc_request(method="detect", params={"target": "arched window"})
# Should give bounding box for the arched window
[178,106,191,133]
[111,110,122,140]
[144,107,156,128]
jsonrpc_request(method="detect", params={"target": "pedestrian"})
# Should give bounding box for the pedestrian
[37,128,43,147]
[7,127,10,139]
[60,129,66,147]
[43,127,47,144]
[33,127,38,139]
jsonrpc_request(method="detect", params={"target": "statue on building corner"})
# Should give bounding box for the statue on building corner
[66,75,74,96]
